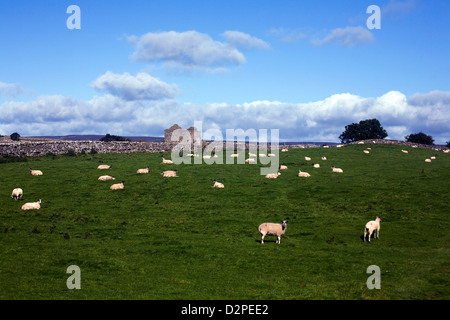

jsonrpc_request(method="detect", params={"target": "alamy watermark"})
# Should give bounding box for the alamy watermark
[366,265,381,289]
[66,265,81,289]
[170,121,279,175]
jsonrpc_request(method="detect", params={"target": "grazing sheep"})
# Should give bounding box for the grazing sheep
[21,199,41,210]
[213,179,224,188]
[321,156,327,160]
[97,165,111,170]
[298,169,311,177]
[161,170,178,177]
[11,188,23,200]
[162,156,173,164]
[313,164,320,168]
[305,156,311,161]
[30,168,43,176]
[137,167,150,174]
[364,216,382,242]
[110,181,124,190]
[331,166,343,173]
[98,175,115,181]
[258,220,288,244]
[279,165,288,170]
[265,172,281,179]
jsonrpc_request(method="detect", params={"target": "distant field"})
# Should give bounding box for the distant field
[0,144,449,300]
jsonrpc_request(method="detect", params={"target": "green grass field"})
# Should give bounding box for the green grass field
[0,144,449,300]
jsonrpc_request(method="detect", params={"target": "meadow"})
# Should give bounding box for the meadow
[0,144,449,300]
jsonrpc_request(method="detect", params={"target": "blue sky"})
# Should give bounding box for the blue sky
[0,0,449,143]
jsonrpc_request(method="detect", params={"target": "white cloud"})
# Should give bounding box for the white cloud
[221,31,270,49]
[0,82,27,97]
[312,26,374,47]
[90,71,177,101]
[268,27,306,43]
[1,90,449,144]
[128,31,246,72]
[382,0,416,17]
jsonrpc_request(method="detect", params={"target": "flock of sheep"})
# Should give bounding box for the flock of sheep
[8,144,447,244]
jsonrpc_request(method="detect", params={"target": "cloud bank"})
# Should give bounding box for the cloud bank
[1,86,449,144]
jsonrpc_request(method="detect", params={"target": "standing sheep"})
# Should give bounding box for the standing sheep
[11,188,23,200]
[21,199,42,210]
[258,220,288,244]
[30,168,43,176]
[364,216,382,242]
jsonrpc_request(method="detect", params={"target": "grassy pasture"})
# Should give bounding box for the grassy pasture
[0,144,449,300]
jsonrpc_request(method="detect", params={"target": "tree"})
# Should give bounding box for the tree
[339,119,388,143]
[405,132,434,145]
[10,132,21,141]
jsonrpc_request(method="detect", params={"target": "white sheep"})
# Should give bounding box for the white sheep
[321,156,327,160]
[110,181,124,190]
[279,165,288,170]
[30,168,43,176]
[213,179,224,188]
[258,220,288,244]
[430,156,436,160]
[281,148,288,152]
[11,188,23,200]
[265,172,281,179]
[137,167,150,174]
[248,152,257,157]
[401,150,408,153]
[313,164,320,168]
[364,216,382,242]
[363,150,370,154]
[331,166,343,173]
[246,158,256,163]
[161,170,178,177]
[425,159,432,162]
[21,199,41,210]
[98,175,116,181]
[97,165,111,170]
[162,156,174,164]
[268,153,276,157]
[305,156,311,161]
[298,169,311,177]
[259,153,266,158]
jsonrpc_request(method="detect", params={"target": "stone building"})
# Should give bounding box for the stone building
[164,124,202,146]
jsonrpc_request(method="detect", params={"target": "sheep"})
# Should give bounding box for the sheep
[98,175,115,181]
[21,199,41,210]
[110,181,125,190]
[246,158,256,163]
[281,148,288,152]
[248,152,257,157]
[11,188,23,200]
[321,156,327,160]
[162,156,173,164]
[443,149,449,153]
[97,165,111,170]
[331,166,343,173]
[364,216,382,242]
[279,165,288,170]
[265,172,281,179]
[305,156,311,161]
[259,153,266,158]
[425,159,432,162]
[137,167,150,174]
[298,169,311,177]
[363,150,370,154]
[401,150,408,153]
[313,164,320,168]
[258,220,288,244]
[213,179,224,188]
[430,156,436,160]
[268,153,276,157]
[161,170,178,177]
[30,168,43,176]
[203,155,211,160]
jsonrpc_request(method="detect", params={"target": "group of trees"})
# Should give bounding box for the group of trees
[338,119,444,146]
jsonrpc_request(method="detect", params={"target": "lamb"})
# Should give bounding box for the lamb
[30,168,43,176]
[364,216,382,242]
[98,175,115,181]
[162,156,173,164]
[161,170,178,177]
[265,172,281,179]
[137,167,150,174]
[331,166,343,173]
[21,199,41,210]
[258,220,288,244]
[279,165,288,170]
[97,165,111,170]
[110,181,124,190]
[298,169,311,177]
[213,179,224,188]
[11,188,23,200]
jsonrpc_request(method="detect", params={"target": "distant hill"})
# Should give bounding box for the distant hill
[32,135,165,142]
